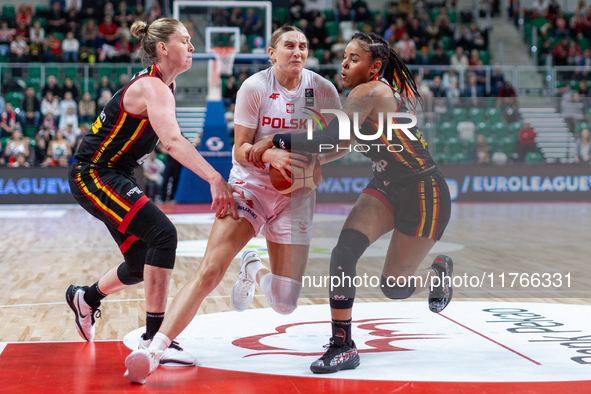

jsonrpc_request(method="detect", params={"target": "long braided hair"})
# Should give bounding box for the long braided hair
[351,32,423,111]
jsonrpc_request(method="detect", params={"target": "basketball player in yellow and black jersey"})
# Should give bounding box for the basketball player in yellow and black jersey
[249,32,454,373]
[65,18,242,368]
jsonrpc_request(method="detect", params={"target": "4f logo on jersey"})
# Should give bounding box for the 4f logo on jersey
[269,93,280,100]
[286,103,295,114]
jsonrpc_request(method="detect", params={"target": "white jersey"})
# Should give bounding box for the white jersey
[231,67,341,186]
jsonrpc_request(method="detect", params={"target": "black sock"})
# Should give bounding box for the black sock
[332,319,352,346]
[143,312,165,341]
[83,282,107,307]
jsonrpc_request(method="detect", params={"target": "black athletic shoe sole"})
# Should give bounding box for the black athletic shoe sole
[65,284,90,341]
[429,255,454,313]
[310,353,360,374]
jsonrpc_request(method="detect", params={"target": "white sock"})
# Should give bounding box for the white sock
[245,259,266,283]
[149,332,171,352]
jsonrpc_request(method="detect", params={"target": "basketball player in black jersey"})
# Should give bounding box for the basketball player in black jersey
[247,32,454,373]
[64,18,241,368]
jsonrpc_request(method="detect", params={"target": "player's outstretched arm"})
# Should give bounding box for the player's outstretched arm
[142,78,244,218]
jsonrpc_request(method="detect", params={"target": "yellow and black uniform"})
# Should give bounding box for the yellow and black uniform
[361,76,451,241]
[68,64,178,278]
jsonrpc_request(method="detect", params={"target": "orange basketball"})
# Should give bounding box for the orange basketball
[269,152,322,197]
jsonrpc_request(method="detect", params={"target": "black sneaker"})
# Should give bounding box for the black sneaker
[65,285,101,341]
[429,255,454,313]
[310,338,360,374]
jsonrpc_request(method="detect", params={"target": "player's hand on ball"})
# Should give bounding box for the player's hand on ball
[246,135,273,169]
[266,149,308,181]
[209,174,245,219]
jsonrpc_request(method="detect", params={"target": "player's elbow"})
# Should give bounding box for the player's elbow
[161,135,182,153]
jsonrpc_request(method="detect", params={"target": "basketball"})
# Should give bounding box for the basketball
[269,152,322,198]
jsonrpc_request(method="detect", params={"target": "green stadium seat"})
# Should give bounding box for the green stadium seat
[34,5,49,16]
[452,152,469,163]
[23,124,37,139]
[469,107,484,123]
[324,9,335,20]
[479,50,490,65]
[525,152,543,163]
[422,122,436,135]
[2,6,15,18]
[98,66,113,80]
[578,37,589,51]
[440,122,457,139]
[434,152,451,165]
[447,137,463,155]
[156,153,167,163]
[452,107,467,122]
[448,11,457,23]
[475,122,491,136]
[439,112,452,123]
[6,91,23,108]
[115,66,130,78]
[429,9,439,23]
[486,107,501,123]
[510,122,523,134]
[440,36,452,50]
[326,21,339,37]
[64,67,77,80]
[28,66,42,79]
[463,137,476,149]
[486,136,498,149]
[500,137,516,155]
[45,66,59,80]
[493,122,509,138]
[26,77,41,92]
[431,137,444,153]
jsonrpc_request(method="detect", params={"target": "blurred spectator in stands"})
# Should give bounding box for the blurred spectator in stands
[62,31,80,62]
[224,102,235,139]
[532,0,550,15]
[4,129,30,165]
[16,5,32,27]
[435,8,453,37]
[407,19,425,48]
[29,20,44,61]
[78,92,96,123]
[574,128,591,164]
[131,4,146,23]
[567,40,582,66]
[384,23,396,43]
[548,0,561,15]
[553,37,569,66]
[393,18,407,41]
[373,13,385,36]
[80,18,98,49]
[20,87,41,127]
[333,72,345,94]
[442,69,459,89]
[47,1,66,34]
[61,121,79,148]
[75,123,89,151]
[41,91,60,122]
[98,15,118,47]
[454,24,473,50]
[319,49,335,79]
[352,0,371,22]
[0,21,14,57]
[469,23,486,50]
[65,7,80,36]
[66,0,82,12]
[576,48,591,79]
[305,49,319,71]
[148,1,162,23]
[59,106,79,135]
[490,63,505,95]
[430,45,450,69]
[42,112,57,130]
[335,0,352,22]
[431,76,448,114]
[463,75,484,106]
[575,0,587,16]
[44,129,70,167]
[63,77,79,102]
[415,46,431,67]
[331,35,346,55]
[9,34,29,62]
[299,18,308,36]
[10,153,30,167]
[538,39,552,66]
[468,49,481,66]
[15,21,30,42]
[516,121,539,162]
[115,74,128,92]
[398,0,414,19]
[114,1,131,25]
[554,17,569,39]
[230,6,245,27]
[415,75,432,97]
[562,92,585,132]
[578,80,590,96]
[446,81,461,110]
[142,150,164,203]
[96,76,113,99]
[309,16,330,50]
[395,32,415,63]
[451,46,468,71]
[0,103,19,138]
[498,81,517,114]
[112,35,131,62]
[59,92,77,120]
[43,76,62,99]
[42,33,61,62]
[470,134,492,164]
[103,2,115,18]
[97,90,112,114]
[35,126,53,165]
[118,20,131,42]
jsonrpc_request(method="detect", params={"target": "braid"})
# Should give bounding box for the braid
[351,32,423,111]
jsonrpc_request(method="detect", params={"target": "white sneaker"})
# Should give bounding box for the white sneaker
[124,349,162,384]
[230,250,260,312]
[139,337,197,366]
[65,285,100,341]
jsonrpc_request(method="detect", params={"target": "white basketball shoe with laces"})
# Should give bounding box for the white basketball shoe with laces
[230,250,260,312]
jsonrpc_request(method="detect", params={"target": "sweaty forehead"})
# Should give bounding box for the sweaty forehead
[281,32,307,45]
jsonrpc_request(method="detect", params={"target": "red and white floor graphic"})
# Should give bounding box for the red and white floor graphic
[2,301,587,393]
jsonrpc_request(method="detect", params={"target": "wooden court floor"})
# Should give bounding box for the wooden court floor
[0,201,588,343]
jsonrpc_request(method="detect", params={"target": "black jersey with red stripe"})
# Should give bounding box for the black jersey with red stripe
[75,64,173,173]
[357,76,436,184]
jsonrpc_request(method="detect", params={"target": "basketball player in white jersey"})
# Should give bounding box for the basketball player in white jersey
[124,25,343,383]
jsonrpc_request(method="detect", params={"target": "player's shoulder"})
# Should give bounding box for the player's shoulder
[239,69,269,96]
[305,69,339,96]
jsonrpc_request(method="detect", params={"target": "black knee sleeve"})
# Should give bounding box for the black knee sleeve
[329,229,370,309]
[117,261,144,285]
[381,275,416,299]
